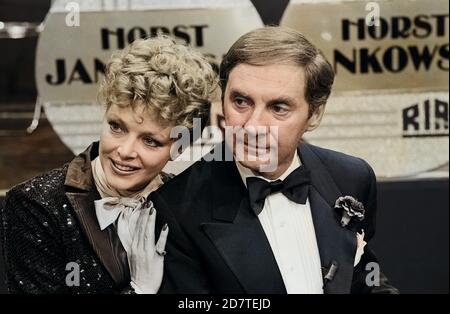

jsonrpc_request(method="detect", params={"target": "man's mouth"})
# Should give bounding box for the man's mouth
[240,140,273,152]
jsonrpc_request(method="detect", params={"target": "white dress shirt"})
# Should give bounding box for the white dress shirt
[236,155,324,294]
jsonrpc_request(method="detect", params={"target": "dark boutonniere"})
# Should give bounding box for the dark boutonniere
[334,196,365,231]
[334,196,367,266]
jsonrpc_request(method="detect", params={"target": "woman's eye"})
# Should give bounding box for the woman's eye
[143,137,160,148]
[109,122,122,133]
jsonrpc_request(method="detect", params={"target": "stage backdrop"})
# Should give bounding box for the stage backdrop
[283,0,449,178]
[34,0,448,178]
[1,0,446,294]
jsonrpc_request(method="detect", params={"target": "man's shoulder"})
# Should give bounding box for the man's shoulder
[150,158,221,229]
[307,143,368,168]
[304,143,375,182]
[153,158,214,201]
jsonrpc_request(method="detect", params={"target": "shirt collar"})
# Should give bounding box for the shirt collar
[235,153,301,188]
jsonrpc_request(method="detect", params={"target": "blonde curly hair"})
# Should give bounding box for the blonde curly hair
[98,36,219,130]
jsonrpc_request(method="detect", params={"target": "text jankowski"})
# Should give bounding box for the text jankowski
[44,25,215,86]
[334,14,449,74]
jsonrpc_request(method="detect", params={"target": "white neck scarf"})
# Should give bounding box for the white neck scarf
[91,157,163,254]
[91,156,162,199]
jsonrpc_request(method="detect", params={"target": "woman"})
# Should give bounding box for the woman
[0,36,218,293]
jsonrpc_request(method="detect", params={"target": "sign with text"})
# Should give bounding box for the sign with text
[35,1,263,103]
[304,91,448,177]
[281,0,449,92]
[283,0,448,177]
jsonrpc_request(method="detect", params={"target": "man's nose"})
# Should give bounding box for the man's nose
[243,106,270,139]
[117,137,138,159]
[243,105,267,129]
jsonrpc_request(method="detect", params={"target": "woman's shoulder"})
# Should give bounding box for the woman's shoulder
[4,164,70,212]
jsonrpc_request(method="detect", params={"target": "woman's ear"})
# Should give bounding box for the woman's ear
[306,105,325,132]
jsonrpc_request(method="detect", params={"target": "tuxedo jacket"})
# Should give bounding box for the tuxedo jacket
[152,142,398,294]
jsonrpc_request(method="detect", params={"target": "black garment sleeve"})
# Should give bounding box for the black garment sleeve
[350,160,399,294]
[351,246,399,294]
[1,189,69,293]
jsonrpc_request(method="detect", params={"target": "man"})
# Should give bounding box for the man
[152,27,398,294]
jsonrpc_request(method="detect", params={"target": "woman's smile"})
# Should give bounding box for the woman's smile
[109,158,141,175]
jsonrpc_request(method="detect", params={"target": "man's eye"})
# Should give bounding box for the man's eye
[234,97,249,108]
[272,104,289,115]
[109,122,122,133]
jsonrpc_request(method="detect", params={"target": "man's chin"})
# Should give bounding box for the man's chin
[238,159,273,174]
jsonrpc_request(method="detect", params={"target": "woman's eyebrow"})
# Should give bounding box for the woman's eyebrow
[142,131,165,141]
[108,115,128,127]
[106,113,122,122]
[107,113,172,142]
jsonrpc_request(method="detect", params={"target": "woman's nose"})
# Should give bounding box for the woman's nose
[117,137,138,159]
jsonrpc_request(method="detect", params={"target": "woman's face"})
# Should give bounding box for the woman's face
[99,103,173,193]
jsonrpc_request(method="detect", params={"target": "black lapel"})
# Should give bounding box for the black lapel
[201,157,286,294]
[299,143,357,294]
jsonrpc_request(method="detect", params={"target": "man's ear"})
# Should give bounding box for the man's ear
[306,105,325,132]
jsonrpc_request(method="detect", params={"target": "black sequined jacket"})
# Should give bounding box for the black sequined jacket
[1,142,170,294]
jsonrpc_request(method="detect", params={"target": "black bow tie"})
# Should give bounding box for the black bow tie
[246,166,311,215]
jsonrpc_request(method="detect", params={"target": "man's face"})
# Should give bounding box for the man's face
[223,63,316,179]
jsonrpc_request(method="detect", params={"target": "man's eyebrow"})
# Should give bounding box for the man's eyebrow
[268,96,297,106]
[229,89,297,106]
[229,89,250,99]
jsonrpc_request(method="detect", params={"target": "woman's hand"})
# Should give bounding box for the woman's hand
[128,202,168,294]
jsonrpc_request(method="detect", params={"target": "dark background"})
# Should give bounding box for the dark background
[0,0,448,294]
